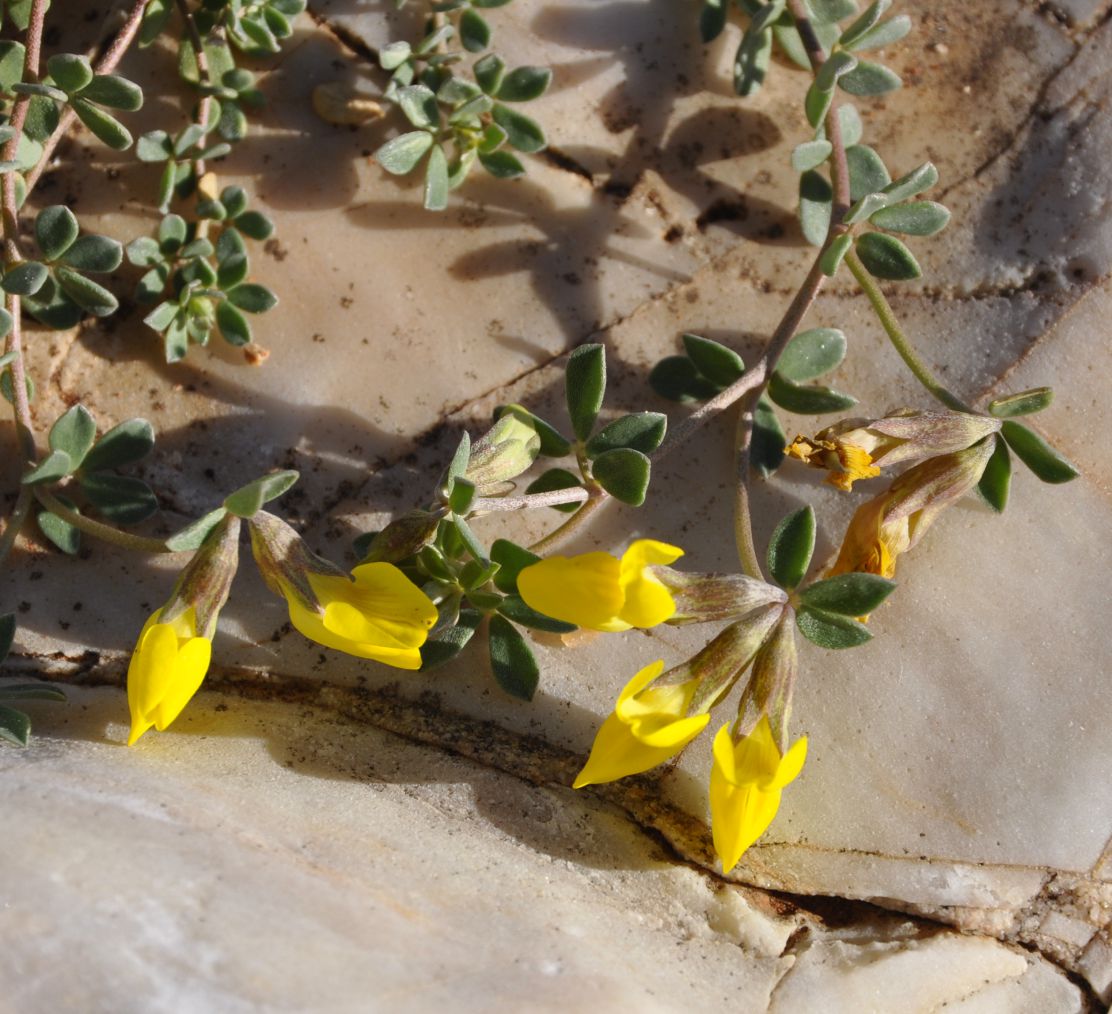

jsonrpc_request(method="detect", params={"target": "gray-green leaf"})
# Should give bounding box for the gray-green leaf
[488,614,540,700]
[83,418,154,471]
[585,412,667,457]
[768,373,857,413]
[376,130,434,175]
[591,447,650,506]
[854,232,921,280]
[49,404,96,465]
[870,200,950,236]
[799,573,895,615]
[988,387,1053,418]
[35,206,79,260]
[1000,421,1079,484]
[797,606,872,648]
[683,333,745,387]
[977,435,1011,513]
[565,343,606,440]
[767,505,814,590]
[776,327,846,381]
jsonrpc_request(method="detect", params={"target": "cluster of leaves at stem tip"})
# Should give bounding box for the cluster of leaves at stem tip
[374,0,551,210]
[350,343,661,700]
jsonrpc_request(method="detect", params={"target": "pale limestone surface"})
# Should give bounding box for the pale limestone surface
[1,0,1109,1009]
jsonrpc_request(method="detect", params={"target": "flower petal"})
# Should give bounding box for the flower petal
[518,552,626,631]
[767,735,807,790]
[572,712,680,787]
[150,636,212,731]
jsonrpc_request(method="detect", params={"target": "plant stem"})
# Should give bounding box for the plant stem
[472,486,589,513]
[0,486,33,568]
[34,488,172,554]
[0,0,49,570]
[843,249,970,412]
[23,0,153,193]
[174,0,214,179]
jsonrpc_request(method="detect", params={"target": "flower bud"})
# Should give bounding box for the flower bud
[464,414,541,493]
[736,611,797,750]
[656,570,786,625]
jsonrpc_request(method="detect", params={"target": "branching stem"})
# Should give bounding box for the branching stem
[34,487,172,555]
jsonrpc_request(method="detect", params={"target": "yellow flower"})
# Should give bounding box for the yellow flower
[248,511,438,670]
[127,608,212,746]
[517,538,683,632]
[573,660,710,788]
[284,562,439,670]
[710,716,807,873]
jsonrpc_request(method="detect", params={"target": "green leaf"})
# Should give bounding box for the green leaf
[478,149,525,179]
[60,234,123,273]
[586,412,667,456]
[751,396,786,477]
[159,213,188,250]
[474,53,506,95]
[592,447,651,506]
[80,473,158,524]
[734,24,772,97]
[497,595,576,634]
[48,404,96,465]
[701,0,728,42]
[768,373,856,414]
[47,53,94,94]
[216,301,251,346]
[450,514,489,563]
[683,333,745,387]
[488,614,539,700]
[165,508,227,552]
[72,98,133,150]
[449,476,477,515]
[838,0,890,48]
[223,470,300,518]
[0,705,31,747]
[988,388,1054,419]
[491,539,541,593]
[0,613,13,663]
[397,84,438,129]
[81,74,144,111]
[838,59,901,96]
[813,48,857,92]
[420,608,483,671]
[379,41,411,70]
[837,103,863,146]
[1000,421,1079,484]
[797,606,872,648]
[820,233,853,276]
[804,81,833,131]
[2,261,48,296]
[38,501,81,555]
[565,343,606,440]
[855,232,921,280]
[83,418,154,471]
[649,356,721,403]
[424,143,449,211]
[35,206,79,260]
[806,0,857,21]
[977,435,1011,513]
[23,94,59,143]
[491,104,545,153]
[376,130,434,174]
[22,449,72,486]
[0,683,65,702]
[55,267,118,316]
[799,169,832,246]
[845,144,890,201]
[497,66,551,102]
[777,327,846,381]
[139,0,173,46]
[800,573,895,615]
[0,40,26,94]
[870,201,950,236]
[234,211,274,241]
[767,505,815,590]
[845,13,910,50]
[524,468,583,513]
[792,139,832,172]
[136,130,172,162]
[227,284,277,314]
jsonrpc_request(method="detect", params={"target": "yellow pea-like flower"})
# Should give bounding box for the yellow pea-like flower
[127,608,213,747]
[709,716,807,873]
[573,660,709,788]
[284,562,439,670]
[517,538,683,632]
